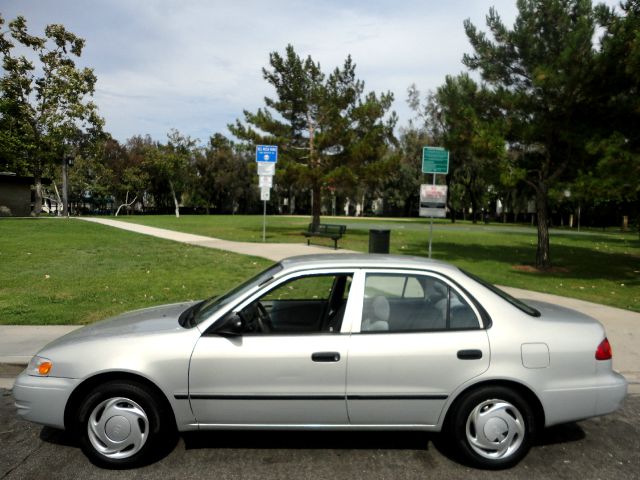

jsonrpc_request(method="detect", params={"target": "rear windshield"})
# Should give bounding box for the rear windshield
[461,270,541,317]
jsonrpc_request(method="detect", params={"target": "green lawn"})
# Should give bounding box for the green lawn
[0,218,271,325]
[116,215,640,312]
[1,215,638,326]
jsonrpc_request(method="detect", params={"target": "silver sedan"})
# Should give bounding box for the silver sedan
[13,254,627,469]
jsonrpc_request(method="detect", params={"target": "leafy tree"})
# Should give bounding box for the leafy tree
[384,116,433,217]
[575,2,640,212]
[0,14,103,215]
[463,0,600,269]
[66,140,113,212]
[191,133,256,213]
[407,80,505,223]
[144,130,196,218]
[342,91,397,213]
[230,44,395,226]
[432,74,506,223]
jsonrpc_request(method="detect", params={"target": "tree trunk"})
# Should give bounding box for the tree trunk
[169,180,180,218]
[307,109,320,228]
[62,159,69,217]
[470,195,478,224]
[465,182,478,224]
[32,172,43,216]
[311,185,321,228]
[535,184,551,270]
[446,175,455,223]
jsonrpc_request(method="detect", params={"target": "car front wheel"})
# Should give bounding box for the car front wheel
[449,386,536,469]
[76,380,175,468]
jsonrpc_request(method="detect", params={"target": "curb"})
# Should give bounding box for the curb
[0,356,30,366]
[0,362,26,376]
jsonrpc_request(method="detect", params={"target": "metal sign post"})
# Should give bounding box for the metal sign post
[429,174,435,258]
[260,187,270,242]
[256,145,277,243]
[421,147,450,258]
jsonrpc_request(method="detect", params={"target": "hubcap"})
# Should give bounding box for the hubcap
[465,398,525,460]
[87,397,149,459]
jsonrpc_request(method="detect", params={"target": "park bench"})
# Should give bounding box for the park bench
[303,223,347,250]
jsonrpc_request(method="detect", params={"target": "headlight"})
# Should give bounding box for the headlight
[27,356,53,376]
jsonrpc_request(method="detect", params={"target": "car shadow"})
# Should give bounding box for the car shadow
[534,422,586,446]
[39,426,78,447]
[38,422,586,466]
[182,429,437,451]
[182,422,586,452]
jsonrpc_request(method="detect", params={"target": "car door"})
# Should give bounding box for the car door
[346,270,490,426]
[189,270,355,426]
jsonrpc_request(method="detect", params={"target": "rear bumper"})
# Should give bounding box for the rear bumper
[542,371,628,427]
[595,371,628,416]
[13,372,80,430]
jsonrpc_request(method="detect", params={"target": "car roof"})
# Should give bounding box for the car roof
[278,253,460,275]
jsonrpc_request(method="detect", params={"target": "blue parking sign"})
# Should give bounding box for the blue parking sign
[256,145,278,163]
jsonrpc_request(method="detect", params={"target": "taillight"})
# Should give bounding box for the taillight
[595,338,612,360]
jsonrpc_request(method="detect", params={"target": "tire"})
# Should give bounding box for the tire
[75,380,175,469]
[448,386,536,469]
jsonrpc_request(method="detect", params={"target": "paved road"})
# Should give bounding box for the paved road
[1,389,637,480]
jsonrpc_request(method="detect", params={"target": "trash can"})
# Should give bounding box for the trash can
[369,229,390,254]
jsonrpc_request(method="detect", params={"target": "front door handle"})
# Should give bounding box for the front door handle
[312,352,341,362]
[457,349,483,360]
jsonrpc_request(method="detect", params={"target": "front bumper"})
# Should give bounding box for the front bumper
[13,371,80,430]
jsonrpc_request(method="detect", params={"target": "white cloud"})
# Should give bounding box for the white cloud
[2,0,616,143]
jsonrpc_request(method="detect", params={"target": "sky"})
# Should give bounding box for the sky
[0,0,616,145]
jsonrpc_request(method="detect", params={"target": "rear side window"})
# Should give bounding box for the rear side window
[364,275,423,299]
[361,273,480,333]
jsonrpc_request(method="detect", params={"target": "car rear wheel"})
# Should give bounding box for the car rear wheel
[448,386,536,469]
[76,380,175,468]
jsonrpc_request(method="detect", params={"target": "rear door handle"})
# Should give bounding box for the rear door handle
[312,352,341,362]
[457,349,483,360]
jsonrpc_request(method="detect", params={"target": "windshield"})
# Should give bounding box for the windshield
[461,269,541,317]
[193,263,283,325]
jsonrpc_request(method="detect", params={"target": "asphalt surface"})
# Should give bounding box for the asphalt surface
[1,388,638,480]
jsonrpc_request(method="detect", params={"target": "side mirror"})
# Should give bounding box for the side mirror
[213,312,245,337]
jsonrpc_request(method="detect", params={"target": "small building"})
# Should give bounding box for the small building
[0,172,33,217]
[0,172,55,216]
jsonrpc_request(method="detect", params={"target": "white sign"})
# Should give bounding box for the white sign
[260,187,271,201]
[419,184,447,218]
[259,176,273,188]
[257,162,276,176]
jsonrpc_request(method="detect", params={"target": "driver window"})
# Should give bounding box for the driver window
[261,276,334,302]
[239,274,352,334]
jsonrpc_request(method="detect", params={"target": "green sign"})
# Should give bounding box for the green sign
[422,147,449,174]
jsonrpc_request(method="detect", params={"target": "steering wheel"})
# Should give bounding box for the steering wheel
[255,302,272,333]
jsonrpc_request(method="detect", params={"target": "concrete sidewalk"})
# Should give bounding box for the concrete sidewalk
[78,217,356,261]
[1,217,638,392]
